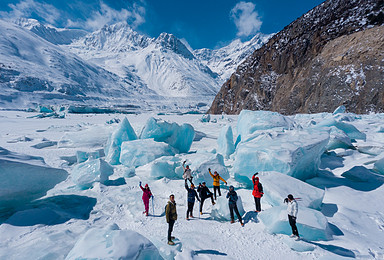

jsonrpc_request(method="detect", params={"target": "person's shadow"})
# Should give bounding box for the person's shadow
[243,211,259,224]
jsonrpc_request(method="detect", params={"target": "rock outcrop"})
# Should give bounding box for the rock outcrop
[209,0,384,115]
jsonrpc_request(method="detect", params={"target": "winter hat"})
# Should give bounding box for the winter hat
[202,182,206,185]
[191,184,195,188]
[145,184,149,188]
[287,194,294,200]
[255,177,259,181]
[229,185,234,190]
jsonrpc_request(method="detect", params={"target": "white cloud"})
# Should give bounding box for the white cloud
[231,1,262,37]
[0,0,61,24]
[68,2,146,31]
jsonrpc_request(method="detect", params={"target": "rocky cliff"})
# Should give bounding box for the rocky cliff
[209,0,384,115]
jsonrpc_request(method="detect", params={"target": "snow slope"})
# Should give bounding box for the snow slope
[0,110,384,259]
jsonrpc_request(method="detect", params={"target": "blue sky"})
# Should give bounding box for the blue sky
[0,0,325,49]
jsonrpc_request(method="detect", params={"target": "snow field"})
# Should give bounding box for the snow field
[0,110,384,259]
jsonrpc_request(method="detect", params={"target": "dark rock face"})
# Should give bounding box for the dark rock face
[209,0,384,115]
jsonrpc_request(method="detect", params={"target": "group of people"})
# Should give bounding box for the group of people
[139,161,300,246]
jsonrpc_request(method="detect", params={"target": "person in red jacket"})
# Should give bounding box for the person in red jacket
[252,173,264,212]
[139,181,153,216]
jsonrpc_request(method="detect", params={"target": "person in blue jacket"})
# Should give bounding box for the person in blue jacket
[226,186,244,226]
[185,180,200,220]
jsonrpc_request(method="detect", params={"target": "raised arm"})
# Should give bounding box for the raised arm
[219,175,227,184]
[209,168,214,178]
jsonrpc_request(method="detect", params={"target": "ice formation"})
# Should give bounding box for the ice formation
[211,195,245,221]
[217,125,235,158]
[332,105,346,115]
[140,117,195,153]
[65,224,162,260]
[119,139,176,168]
[236,110,295,140]
[326,126,353,150]
[71,158,114,188]
[316,118,366,141]
[0,147,68,209]
[136,156,181,179]
[259,206,332,241]
[105,117,138,165]
[185,153,229,186]
[200,114,211,122]
[373,158,384,175]
[233,129,329,180]
[258,171,324,209]
[76,150,100,163]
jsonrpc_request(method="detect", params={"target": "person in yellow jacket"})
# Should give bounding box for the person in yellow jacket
[209,168,227,200]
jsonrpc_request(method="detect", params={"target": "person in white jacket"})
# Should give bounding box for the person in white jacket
[285,194,300,240]
[182,161,193,185]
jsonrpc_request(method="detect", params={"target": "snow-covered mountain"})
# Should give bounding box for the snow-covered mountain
[68,22,220,98]
[0,19,155,110]
[194,34,272,84]
[0,19,270,112]
[14,18,87,45]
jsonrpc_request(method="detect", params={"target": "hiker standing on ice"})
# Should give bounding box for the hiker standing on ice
[166,194,177,245]
[285,194,300,240]
[185,180,200,220]
[226,186,244,226]
[139,182,152,216]
[209,168,227,200]
[197,182,215,215]
[252,173,264,212]
[182,160,193,185]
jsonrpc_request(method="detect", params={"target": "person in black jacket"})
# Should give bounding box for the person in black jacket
[226,185,244,226]
[197,182,215,214]
[185,180,200,220]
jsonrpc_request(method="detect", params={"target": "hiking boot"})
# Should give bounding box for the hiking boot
[186,217,190,220]
[230,220,235,224]
[168,241,175,245]
[190,215,194,218]
[200,212,203,215]
[212,202,216,205]
[171,236,175,240]
[145,212,149,216]
[240,222,244,227]
[295,236,300,241]
[290,234,296,238]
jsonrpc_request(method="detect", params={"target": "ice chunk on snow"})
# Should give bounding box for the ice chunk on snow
[332,105,346,115]
[65,224,162,260]
[140,117,195,153]
[259,206,331,241]
[200,114,211,122]
[0,147,68,209]
[185,153,229,187]
[258,171,324,210]
[233,129,329,180]
[211,195,245,221]
[76,150,100,163]
[105,117,138,165]
[58,126,111,148]
[237,110,295,140]
[280,237,316,252]
[316,118,366,141]
[374,157,384,175]
[326,126,353,150]
[137,156,181,179]
[120,139,176,168]
[71,158,114,188]
[217,125,235,159]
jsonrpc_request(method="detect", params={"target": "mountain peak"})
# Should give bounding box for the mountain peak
[155,32,195,60]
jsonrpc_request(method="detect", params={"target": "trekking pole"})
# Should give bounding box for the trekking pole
[152,196,155,215]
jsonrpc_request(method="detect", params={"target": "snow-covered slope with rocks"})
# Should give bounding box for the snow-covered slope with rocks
[194,33,272,84]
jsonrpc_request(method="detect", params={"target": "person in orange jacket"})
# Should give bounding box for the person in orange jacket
[209,168,227,200]
[252,173,264,212]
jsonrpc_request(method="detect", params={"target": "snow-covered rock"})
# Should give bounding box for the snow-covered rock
[65,224,162,260]
[0,147,68,208]
[71,159,114,188]
[259,206,332,241]
[120,139,176,168]
[105,117,138,165]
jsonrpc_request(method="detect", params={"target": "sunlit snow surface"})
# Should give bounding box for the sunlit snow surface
[1,110,384,259]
